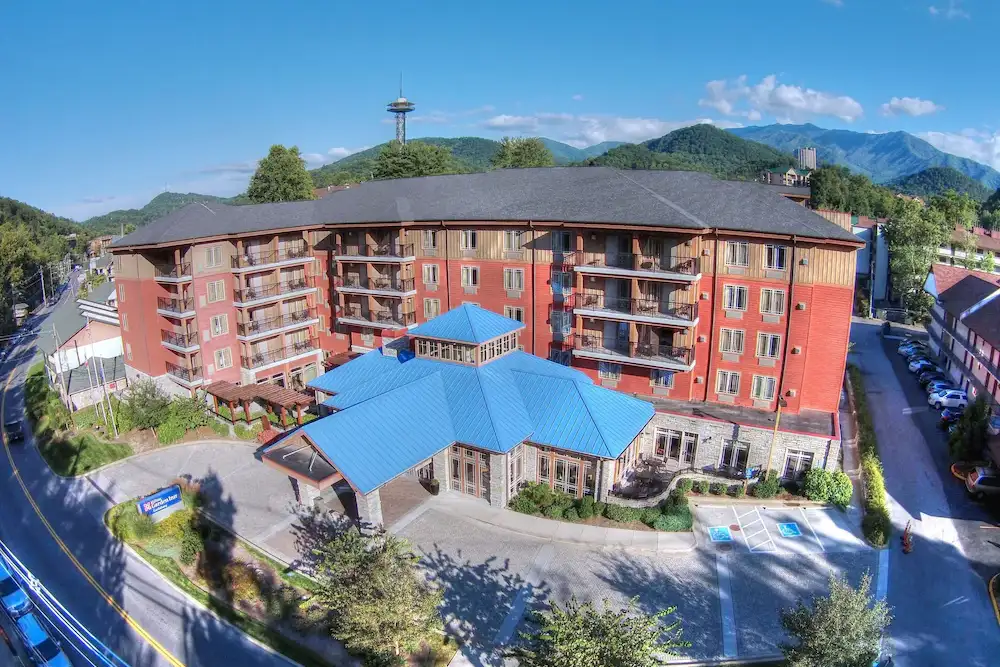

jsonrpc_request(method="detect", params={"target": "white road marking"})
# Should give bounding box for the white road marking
[716,553,738,658]
[902,406,928,415]
[800,508,826,552]
[875,548,889,601]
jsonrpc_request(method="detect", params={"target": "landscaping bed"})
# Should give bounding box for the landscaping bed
[848,364,892,547]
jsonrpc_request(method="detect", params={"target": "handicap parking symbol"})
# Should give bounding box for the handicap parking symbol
[708,526,733,542]
[777,522,802,538]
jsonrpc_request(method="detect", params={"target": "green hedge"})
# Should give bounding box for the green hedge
[507,483,693,532]
[849,364,891,547]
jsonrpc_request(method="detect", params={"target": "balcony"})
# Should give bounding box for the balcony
[242,338,319,370]
[571,333,695,372]
[153,262,192,282]
[232,245,313,271]
[233,277,314,305]
[573,293,698,328]
[930,308,1000,393]
[337,307,417,330]
[161,330,200,352]
[237,308,318,339]
[334,243,415,262]
[165,362,203,386]
[566,252,700,282]
[156,296,196,317]
[334,275,416,297]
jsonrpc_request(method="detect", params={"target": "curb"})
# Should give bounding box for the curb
[950,463,966,481]
[990,574,1000,628]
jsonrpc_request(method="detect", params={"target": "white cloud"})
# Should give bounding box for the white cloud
[384,105,494,125]
[327,146,369,159]
[480,112,741,146]
[880,96,944,117]
[699,74,864,123]
[572,94,584,101]
[929,1,969,19]
[918,129,1000,169]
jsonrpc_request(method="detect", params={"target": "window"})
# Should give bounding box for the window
[503,230,524,251]
[751,375,777,401]
[725,241,749,267]
[504,306,524,323]
[716,370,740,395]
[205,245,222,269]
[782,450,814,481]
[207,279,225,303]
[721,441,749,473]
[552,270,573,295]
[503,268,525,291]
[508,444,524,498]
[118,284,125,302]
[461,266,479,287]
[760,288,786,315]
[422,264,439,284]
[551,231,572,252]
[765,244,788,270]
[215,347,233,370]
[461,230,477,250]
[550,310,572,335]
[756,332,781,359]
[210,314,229,337]
[424,298,441,319]
[650,369,674,387]
[681,433,698,463]
[598,362,622,380]
[719,328,745,354]
[422,230,438,249]
[723,285,748,311]
[121,312,129,332]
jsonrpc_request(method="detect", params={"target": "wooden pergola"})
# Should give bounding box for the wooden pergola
[205,380,314,427]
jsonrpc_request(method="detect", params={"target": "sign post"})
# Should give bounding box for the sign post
[136,485,183,523]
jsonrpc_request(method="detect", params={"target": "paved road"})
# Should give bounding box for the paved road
[0,299,289,666]
[850,319,1000,666]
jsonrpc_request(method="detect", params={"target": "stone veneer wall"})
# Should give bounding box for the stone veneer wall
[489,453,507,508]
[431,449,450,493]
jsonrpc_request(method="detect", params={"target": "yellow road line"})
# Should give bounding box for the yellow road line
[2,366,185,667]
[990,574,1000,628]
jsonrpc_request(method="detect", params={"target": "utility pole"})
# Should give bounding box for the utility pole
[98,358,118,438]
[39,268,46,305]
[49,324,74,426]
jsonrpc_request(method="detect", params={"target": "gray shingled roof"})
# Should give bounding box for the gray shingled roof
[39,296,87,356]
[80,281,116,306]
[113,167,859,248]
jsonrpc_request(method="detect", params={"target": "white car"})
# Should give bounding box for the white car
[989,415,1000,436]
[928,389,968,410]
[897,341,926,355]
[908,358,939,373]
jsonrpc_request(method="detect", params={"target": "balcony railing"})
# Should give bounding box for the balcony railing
[573,333,693,366]
[153,262,192,280]
[157,296,195,314]
[233,277,312,303]
[335,276,416,293]
[165,362,202,383]
[242,338,318,369]
[565,251,698,276]
[232,244,311,269]
[931,308,1000,384]
[573,294,697,322]
[161,330,199,348]
[339,307,417,328]
[335,243,415,259]
[237,309,316,337]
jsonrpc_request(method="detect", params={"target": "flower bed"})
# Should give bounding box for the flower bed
[509,482,693,532]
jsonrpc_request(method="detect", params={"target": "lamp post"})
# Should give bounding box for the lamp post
[765,396,789,476]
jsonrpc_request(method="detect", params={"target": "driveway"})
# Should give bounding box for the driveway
[850,318,1000,666]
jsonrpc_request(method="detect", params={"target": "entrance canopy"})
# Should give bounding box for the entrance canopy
[261,432,343,489]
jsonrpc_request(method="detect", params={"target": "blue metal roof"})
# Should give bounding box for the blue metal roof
[408,304,524,343]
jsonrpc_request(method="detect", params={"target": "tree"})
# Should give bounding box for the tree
[882,198,949,319]
[315,528,441,665]
[246,145,315,203]
[372,141,461,180]
[490,137,555,169]
[511,596,688,666]
[954,228,980,269]
[121,378,171,430]
[928,190,978,230]
[780,573,891,667]
[948,395,992,462]
[979,251,996,273]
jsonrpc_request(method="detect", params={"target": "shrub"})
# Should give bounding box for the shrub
[828,471,853,508]
[641,507,662,527]
[234,423,263,441]
[802,468,832,503]
[709,482,726,496]
[728,484,746,498]
[544,504,564,519]
[850,364,891,546]
[123,379,171,430]
[563,508,580,522]
[209,420,230,437]
[862,511,891,548]
[752,471,781,499]
[676,478,693,494]
[661,489,689,512]
[654,507,693,532]
[510,493,539,515]
[156,418,186,445]
[577,496,596,520]
[110,506,157,543]
[603,504,642,524]
[593,502,607,518]
[694,480,710,494]
[179,524,204,565]
[167,396,212,430]
[224,562,261,604]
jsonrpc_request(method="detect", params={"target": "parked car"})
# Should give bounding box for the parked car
[909,358,939,373]
[989,415,1000,436]
[4,420,23,444]
[904,348,930,361]
[0,561,31,617]
[15,613,71,667]
[926,380,956,395]
[965,467,1000,500]
[941,407,965,426]
[917,370,948,387]
[929,389,968,410]
[898,341,927,355]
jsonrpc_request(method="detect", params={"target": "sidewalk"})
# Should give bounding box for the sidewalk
[426,493,698,553]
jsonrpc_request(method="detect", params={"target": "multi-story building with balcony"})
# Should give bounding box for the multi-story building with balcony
[925,263,1000,406]
[113,168,860,495]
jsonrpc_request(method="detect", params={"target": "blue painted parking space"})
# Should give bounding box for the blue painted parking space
[709,526,733,542]
[777,522,802,538]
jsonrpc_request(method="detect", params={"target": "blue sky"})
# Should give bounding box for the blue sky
[0,0,995,220]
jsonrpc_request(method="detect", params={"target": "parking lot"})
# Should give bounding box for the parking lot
[694,503,869,555]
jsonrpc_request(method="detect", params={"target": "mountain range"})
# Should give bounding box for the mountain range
[729,123,1000,189]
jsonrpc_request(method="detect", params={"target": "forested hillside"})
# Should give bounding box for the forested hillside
[84,192,240,235]
[887,167,992,201]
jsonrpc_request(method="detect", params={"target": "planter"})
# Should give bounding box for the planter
[427,478,440,496]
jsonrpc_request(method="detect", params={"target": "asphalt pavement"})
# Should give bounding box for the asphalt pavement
[0,294,291,666]
[850,318,1000,667]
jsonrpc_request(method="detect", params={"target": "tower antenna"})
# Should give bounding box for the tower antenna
[386,77,415,144]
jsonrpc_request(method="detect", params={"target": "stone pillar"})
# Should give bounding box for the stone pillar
[523,444,538,484]
[597,458,617,502]
[489,453,507,508]
[356,489,384,528]
[432,449,450,494]
[301,483,322,507]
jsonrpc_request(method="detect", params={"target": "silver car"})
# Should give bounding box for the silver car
[966,467,1000,500]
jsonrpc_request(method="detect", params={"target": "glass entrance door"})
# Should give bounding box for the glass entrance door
[448,445,490,502]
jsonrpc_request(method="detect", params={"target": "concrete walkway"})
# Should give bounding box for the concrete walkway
[425,493,698,553]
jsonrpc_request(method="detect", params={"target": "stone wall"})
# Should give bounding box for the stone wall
[489,452,507,508]
[355,489,383,527]
[431,449,450,493]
